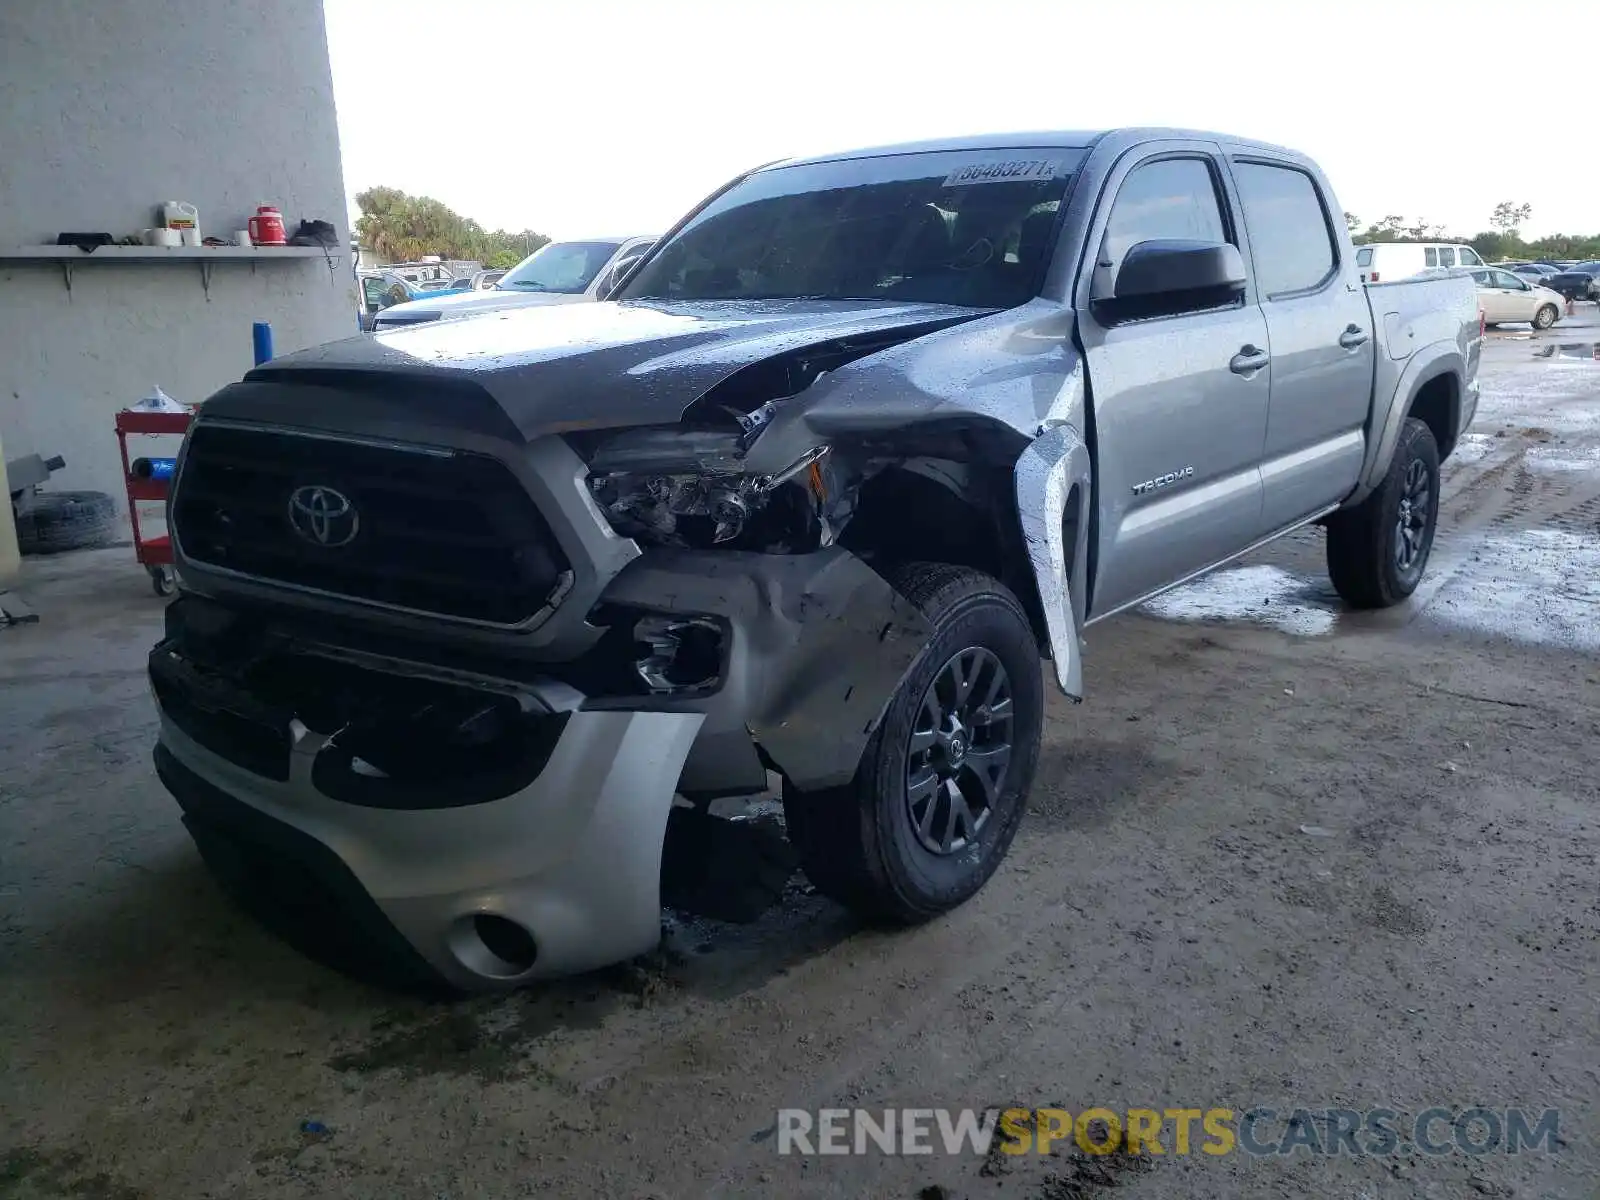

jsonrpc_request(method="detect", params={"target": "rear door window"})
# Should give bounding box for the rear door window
[1425,248,1439,268]
[1231,162,1339,297]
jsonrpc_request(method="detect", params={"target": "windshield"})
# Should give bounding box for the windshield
[497,240,624,293]
[620,148,1086,309]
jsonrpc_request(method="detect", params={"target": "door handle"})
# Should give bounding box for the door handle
[1229,345,1270,375]
[1338,324,1369,349]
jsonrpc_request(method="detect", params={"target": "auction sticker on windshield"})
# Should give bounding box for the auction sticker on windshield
[943,159,1063,187]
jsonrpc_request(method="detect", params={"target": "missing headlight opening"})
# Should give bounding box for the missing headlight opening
[587,430,837,552]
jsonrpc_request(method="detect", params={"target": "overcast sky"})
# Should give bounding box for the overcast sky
[324,0,1595,244]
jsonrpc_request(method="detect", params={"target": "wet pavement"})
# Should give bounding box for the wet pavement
[2,305,1598,1200]
[1145,303,1600,654]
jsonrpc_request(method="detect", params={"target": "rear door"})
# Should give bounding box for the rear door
[1075,141,1270,617]
[1228,155,1373,521]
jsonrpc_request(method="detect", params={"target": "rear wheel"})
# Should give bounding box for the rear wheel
[1533,304,1559,330]
[783,563,1043,923]
[1326,417,1440,608]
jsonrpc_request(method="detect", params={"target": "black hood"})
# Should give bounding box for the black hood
[239,298,984,439]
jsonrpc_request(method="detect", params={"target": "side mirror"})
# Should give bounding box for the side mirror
[1095,239,1246,321]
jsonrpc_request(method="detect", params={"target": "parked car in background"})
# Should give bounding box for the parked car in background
[357,270,427,331]
[372,236,656,329]
[1354,242,1485,283]
[466,269,507,291]
[1469,266,1564,328]
[1503,262,1562,280]
[1541,262,1600,301]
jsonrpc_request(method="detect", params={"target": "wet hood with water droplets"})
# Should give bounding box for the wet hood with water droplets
[248,298,986,437]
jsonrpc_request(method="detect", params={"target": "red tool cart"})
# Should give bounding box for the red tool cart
[115,407,192,596]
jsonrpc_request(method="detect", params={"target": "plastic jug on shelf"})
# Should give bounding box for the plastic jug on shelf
[247,206,287,246]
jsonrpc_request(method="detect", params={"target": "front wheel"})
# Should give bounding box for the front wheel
[1533,304,1559,330]
[1325,417,1440,608]
[783,563,1043,924]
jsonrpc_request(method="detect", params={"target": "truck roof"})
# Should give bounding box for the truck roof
[767,127,1311,171]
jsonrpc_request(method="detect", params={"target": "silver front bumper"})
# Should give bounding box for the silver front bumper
[156,697,702,989]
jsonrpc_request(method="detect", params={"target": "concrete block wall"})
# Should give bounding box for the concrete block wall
[0,0,355,514]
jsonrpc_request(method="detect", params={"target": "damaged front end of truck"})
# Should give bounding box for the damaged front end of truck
[151,141,1095,989]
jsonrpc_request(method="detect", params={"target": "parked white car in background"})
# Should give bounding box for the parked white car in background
[1354,242,1484,283]
[1469,266,1565,329]
[372,236,656,329]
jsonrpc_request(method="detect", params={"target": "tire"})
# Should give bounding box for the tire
[782,562,1044,924]
[13,490,118,555]
[1325,417,1440,609]
[1533,304,1559,330]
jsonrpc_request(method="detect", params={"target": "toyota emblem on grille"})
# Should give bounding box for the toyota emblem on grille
[287,485,360,547]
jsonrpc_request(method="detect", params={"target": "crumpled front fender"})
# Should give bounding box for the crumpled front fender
[1014,424,1091,699]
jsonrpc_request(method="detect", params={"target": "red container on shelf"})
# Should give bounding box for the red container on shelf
[247,205,287,246]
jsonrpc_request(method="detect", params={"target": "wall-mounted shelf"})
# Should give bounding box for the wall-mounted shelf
[0,244,334,298]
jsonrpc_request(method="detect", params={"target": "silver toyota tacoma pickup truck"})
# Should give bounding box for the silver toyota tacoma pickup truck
[150,128,1479,990]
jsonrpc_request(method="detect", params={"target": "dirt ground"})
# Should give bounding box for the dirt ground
[3,310,1598,1200]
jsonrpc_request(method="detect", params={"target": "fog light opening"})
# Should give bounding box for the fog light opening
[448,913,538,979]
[634,616,723,693]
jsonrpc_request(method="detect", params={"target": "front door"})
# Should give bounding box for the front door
[1075,145,1270,617]
[1229,155,1374,521]
[1490,269,1537,321]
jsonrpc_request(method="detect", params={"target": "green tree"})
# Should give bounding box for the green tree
[1344,211,1361,233]
[1490,201,1532,238]
[355,187,550,266]
[1468,231,1507,261]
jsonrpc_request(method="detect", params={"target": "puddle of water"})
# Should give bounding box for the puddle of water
[1526,442,1600,474]
[1141,564,1339,637]
[1533,342,1600,361]
[1424,528,1600,652]
[1448,432,1495,467]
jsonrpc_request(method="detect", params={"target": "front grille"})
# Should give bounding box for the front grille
[173,423,569,626]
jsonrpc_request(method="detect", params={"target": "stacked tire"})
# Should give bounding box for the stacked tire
[13,491,118,555]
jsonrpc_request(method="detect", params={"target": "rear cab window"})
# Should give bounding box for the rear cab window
[1231,161,1338,297]
[1356,248,1373,268]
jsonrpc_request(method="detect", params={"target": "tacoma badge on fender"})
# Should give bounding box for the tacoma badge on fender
[1131,466,1195,495]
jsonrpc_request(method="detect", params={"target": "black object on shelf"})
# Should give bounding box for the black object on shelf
[55,232,114,252]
